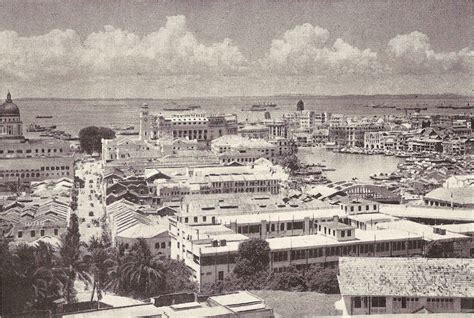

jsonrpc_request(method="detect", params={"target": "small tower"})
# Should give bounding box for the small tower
[139,103,150,141]
[297,100,304,112]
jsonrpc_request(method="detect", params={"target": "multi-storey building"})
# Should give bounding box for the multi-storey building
[211,135,291,164]
[329,123,384,147]
[0,92,76,184]
[169,197,470,288]
[238,124,270,139]
[151,112,238,143]
[264,120,289,139]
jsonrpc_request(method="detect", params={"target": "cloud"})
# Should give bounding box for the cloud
[0,15,247,83]
[0,17,472,97]
[261,23,384,77]
[387,31,473,74]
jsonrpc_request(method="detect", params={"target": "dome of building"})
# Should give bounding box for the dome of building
[0,92,20,117]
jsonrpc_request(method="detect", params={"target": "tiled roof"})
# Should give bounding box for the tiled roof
[338,257,474,297]
[424,187,474,205]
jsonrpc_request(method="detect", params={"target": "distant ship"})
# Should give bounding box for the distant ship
[163,105,201,111]
[252,102,277,108]
[36,115,53,119]
[243,102,278,112]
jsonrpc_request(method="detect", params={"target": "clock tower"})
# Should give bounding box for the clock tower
[139,103,150,141]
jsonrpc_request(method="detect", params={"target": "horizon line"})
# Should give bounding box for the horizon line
[13,92,474,101]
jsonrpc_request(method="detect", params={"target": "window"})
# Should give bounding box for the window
[155,243,160,249]
[372,297,386,308]
[161,242,166,248]
[54,229,59,236]
[280,223,285,231]
[341,230,345,237]
[354,297,361,308]
[203,216,207,222]
[31,230,36,237]
[194,217,198,223]
[18,231,23,238]
[40,229,45,236]
[184,217,189,223]
[347,230,352,237]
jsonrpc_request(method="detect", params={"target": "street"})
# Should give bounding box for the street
[75,159,106,242]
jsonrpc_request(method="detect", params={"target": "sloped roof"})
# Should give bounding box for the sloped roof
[424,187,474,205]
[338,257,474,297]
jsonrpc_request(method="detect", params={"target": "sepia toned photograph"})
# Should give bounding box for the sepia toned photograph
[0,0,473,317]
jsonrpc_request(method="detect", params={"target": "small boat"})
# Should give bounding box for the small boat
[26,124,57,132]
[36,115,53,119]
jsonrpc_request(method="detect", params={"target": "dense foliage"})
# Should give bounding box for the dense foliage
[0,234,195,315]
[78,126,115,154]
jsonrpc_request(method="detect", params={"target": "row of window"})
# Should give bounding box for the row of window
[0,148,64,154]
[343,204,378,212]
[0,171,70,178]
[18,229,59,238]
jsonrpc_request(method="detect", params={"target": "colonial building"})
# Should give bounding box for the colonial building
[0,92,76,185]
[169,196,469,288]
[329,123,383,147]
[338,257,474,315]
[150,112,238,143]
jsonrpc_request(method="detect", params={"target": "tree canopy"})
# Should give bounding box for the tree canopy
[234,238,270,277]
[78,126,115,154]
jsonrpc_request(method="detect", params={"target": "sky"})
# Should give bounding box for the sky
[0,0,472,98]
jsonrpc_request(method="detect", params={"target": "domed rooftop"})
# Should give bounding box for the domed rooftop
[0,92,20,117]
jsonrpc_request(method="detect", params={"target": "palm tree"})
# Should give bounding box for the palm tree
[86,235,116,308]
[60,213,92,303]
[119,238,165,298]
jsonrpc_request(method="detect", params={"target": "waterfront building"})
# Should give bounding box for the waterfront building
[338,257,474,315]
[151,112,238,143]
[312,128,329,145]
[364,131,401,151]
[329,122,384,147]
[211,135,291,164]
[0,92,76,184]
[442,138,468,156]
